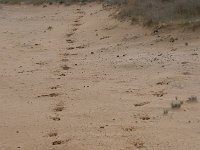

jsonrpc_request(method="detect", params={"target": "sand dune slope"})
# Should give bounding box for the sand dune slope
[0,3,200,150]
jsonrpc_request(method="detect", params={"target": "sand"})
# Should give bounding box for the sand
[0,3,200,150]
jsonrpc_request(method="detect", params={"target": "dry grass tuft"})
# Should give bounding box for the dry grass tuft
[1,0,200,25]
[119,0,200,26]
[171,100,183,109]
[187,96,198,103]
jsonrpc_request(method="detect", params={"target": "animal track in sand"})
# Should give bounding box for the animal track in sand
[183,72,192,75]
[52,140,63,145]
[77,15,84,19]
[61,59,69,62]
[74,20,80,23]
[61,53,70,56]
[61,53,78,57]
[37,93,60,98]
[53,101,65,112]
[47,26,53,31]
[18,69,40,74]
[66,46,86,51]
[66,39,75,43]
[133,139,145,149]
[122,126,137,132]
[66,47,75,50]
[100,36,110,40]
[72,23,82,27]
[76,45,86,49]
[181,61,189,65]
[52,139,71,145]
[152,90,167,97]
[35,62,47,65]
[48,132,58,137]
[50,85,61,90]
[134,101,150,107]
[75,11,85,14]
[140,116,150,120]
[59,73,66,76]
[61,65,70,70]
[72,28,78,32]
[66,32,74,37]
[102,25,118,31]
[50,116,61,121]
[53,106,64,112]
[156,80,170,85]
[128,138,145,149]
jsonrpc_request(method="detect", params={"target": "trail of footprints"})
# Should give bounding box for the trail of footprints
[44,8,85,147]
[42,7,122,147]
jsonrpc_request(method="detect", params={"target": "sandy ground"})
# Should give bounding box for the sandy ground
[0,3,200,150]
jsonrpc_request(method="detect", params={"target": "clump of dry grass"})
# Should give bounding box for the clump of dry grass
[119,0,200,26]
[171,97,183,109]
[0,0,97,5]
[171,100,183,109]
[187,96,198,103]
[1,0,200,26]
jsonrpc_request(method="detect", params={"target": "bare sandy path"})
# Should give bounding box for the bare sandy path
[0,3,200,150]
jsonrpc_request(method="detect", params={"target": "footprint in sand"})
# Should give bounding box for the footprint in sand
[35,62,47,65]
[66,32,74,37]
[52,140,64,145]
[53,101,65,112]
[47,26,53,31]
[76,45,86,49]
[52,139,71,146]
[152,90,167,97]
[72,23,82,27]
[100,36,111,40]
[77,15,84,19]
[75,9,85,15]
[48,132,58,137]
[61,65,70,70]
[156,80,170,85]
[50,116,61,121]
[66,39,75,43]
[74,20,80,23]
[37,93,60,98]
[66,53,78,56]
[66,47,75,50]
[50,85,61,90]
[61,58,69,62]
[183,72,192,75]
[122,126,137,132]
[134,101,150,107]
[72,28,78,32]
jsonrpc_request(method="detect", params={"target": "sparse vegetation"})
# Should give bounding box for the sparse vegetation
[1,0,200,25]
[187,96,198,103]
[119,0,200,25]
[171,100,183,109]
[0,0,96,5]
